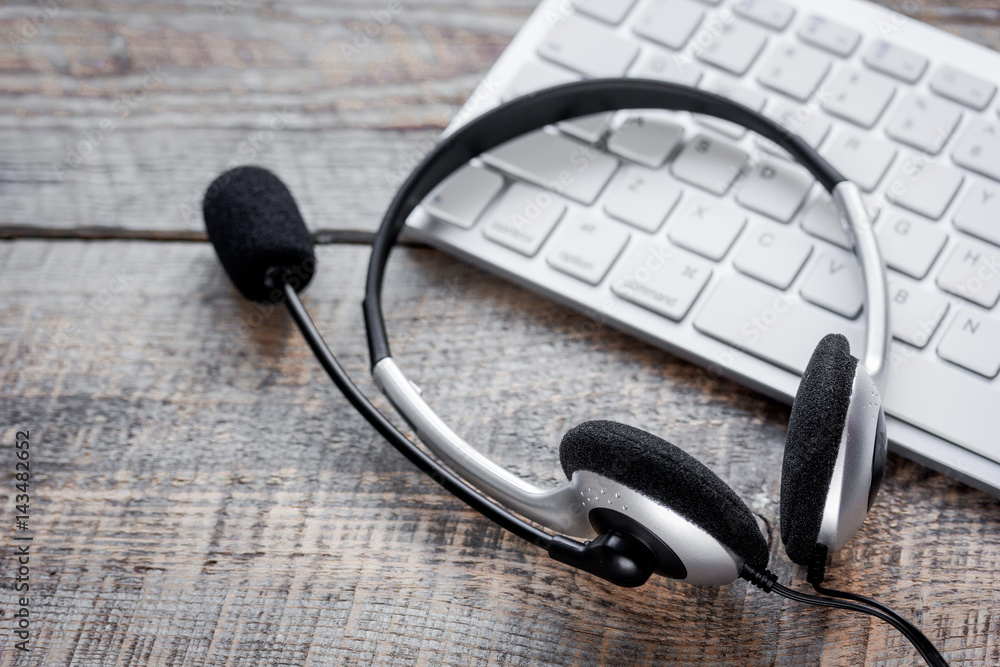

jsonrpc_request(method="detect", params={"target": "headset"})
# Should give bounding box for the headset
[202,79,946,665]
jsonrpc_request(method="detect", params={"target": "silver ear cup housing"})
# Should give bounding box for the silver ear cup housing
[869,408,889,510]
[374,361,763,585]
[569,470,747,585]
[817,365,885,553]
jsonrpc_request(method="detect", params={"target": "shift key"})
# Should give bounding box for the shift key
[483,130,619,204]
[694,274,863,374]
[886,349,1000,462]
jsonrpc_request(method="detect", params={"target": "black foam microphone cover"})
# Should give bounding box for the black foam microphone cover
[203,165,316,302]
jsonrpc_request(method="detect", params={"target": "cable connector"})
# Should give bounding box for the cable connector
[740,563,778,593]
[806,544,829,587]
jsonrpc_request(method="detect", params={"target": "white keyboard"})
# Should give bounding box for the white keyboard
[404,0,1000,496]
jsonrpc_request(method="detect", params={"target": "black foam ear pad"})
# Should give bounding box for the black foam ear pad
[781,333,858,565]
[560,420,769,571]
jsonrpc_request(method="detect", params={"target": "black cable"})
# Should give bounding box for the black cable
[811,583,906,623]
[811,583,946,665]
[807,547,945,663]
[813,584,943,660]
[742,565,948,667]
[778,583,948,667]
[285,260,948,656]
[280,280,555,549]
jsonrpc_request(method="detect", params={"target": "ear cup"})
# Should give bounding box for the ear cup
[560,420,769,571]
[781,333,859,565]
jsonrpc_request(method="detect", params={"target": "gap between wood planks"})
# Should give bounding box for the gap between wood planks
[0,226,428,246]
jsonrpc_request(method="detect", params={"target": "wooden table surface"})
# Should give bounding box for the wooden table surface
[1,1,999,665]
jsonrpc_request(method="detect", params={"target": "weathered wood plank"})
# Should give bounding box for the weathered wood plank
[0,0,997,233]
[1,240,997,665]
[2,1,999,664]
[0,126,442,232]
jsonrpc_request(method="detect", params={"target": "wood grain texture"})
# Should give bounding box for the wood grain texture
[0,0,999,664]
[1,241,998,666]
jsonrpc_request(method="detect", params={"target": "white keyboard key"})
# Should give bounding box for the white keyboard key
[634,0,704,49]
[574,0,637,25]
[547,214,630,285]
[800,195,881,250]
[424,165,505,229]
[695,81,765,138]
[821,69,896,128]
[482,183,566,256]
[876,213,948,280]
[695,275,863,374]
[888,280,949,348]
[733,224,813,289]
[670,134,749,195]
[885,159,963,220]
[700,281,1000,462]
[558,113,613,144]
[952,119,1000,183]
[936,240,1000,308]
[483,130,619,205]
[930,65,997,111]
[758,103,830,158]
[863,41,928,84]
[800,249,863,318]
[821,131,896,192]
[886,353,1000,463]
[612,243,713,320]
[629,50,704,87]
[734,0,795,30]
[954,183,1000,247]
[603,165,682,233]
[538,15,639,78]
[607,113,685,167]
[800,197,851,249]
[797,15,860,57]
[735,159,814,222]
[696,19,768,75]
[667,197,747,260]
[885,94,962,155]
[937,311,1000,378]
[757,44,830,101]
[503,61,579,101]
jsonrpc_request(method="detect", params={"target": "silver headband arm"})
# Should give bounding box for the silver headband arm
[372,181,889,539]
[372,175,890,538]
[833,181,891,396]
[372,357,593,538]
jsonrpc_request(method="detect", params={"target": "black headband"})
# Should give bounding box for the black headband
[362,78,846,366]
